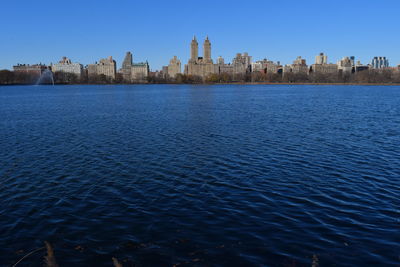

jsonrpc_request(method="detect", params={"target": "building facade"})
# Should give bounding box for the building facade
[251,59,281,74]
[88,56,116,80]
[311,53,338,74]
[13,64,47,77]
[51,57,83,78]
[120,52,150,82]
[121,52,133,81]
[131,63,150,81]
[232,53,252,74]
[337,57,353,74]
[315,53,328,64]
[185,36,216,78]
[311,63,338,74]
[167,56,181,78]
[371,57,389,69]
[283,56,309,75]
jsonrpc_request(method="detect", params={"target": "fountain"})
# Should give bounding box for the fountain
[36,69,54,85]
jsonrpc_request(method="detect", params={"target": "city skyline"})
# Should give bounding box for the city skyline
[1,0,400,70]
[9,36,399,85]
[7,36,397,73]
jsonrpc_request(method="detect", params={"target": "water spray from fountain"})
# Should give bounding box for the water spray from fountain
[36,69,55,85]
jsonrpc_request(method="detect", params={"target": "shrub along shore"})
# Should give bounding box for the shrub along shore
[1,69,400,85]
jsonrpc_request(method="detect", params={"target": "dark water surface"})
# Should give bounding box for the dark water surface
[0,85,399,266]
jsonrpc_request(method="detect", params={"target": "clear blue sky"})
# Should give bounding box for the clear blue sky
[1,0,399,71]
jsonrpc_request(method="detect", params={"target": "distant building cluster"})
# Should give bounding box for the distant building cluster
[9,35,400,83]
[161,36,397,80]
[12,53,150,83]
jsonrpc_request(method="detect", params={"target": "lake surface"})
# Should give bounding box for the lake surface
[0,85,399,266]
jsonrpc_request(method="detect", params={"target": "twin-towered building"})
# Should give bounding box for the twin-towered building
[183,36,255,78]
[185,36,215,77]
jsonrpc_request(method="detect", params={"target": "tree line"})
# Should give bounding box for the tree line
[1,69,400,85]
[150,69,400,84]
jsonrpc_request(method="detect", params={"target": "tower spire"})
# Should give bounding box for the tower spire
[190,36,199,62]
[203,36,211,62]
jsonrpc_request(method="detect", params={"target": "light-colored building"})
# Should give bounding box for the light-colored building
[311,53,338,74]
[315,53,328,64]
[265,61,282,74]
[232,52,252,74]
[337,57,353,74]
[167,56,181,78]
[217,64,234,75]
[215,56,235,75]
[120,52,150,82]
[51,57,83,78]
[251,61,264,72]
[88,56,116,80]
[311,63,338,74]
[284,56,309,75]
[251,59,281,74]
[217,56,225,65]
[185,36,216,78]
[131,62,150,81]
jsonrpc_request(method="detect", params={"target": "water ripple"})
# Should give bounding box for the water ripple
[0,85,399,266]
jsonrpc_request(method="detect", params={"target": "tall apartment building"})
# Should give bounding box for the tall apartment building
[51,57,83,78]
[371,57,389,69]
[184,36,255,78]
[185,36,216,78]
[131,62,150,81]
[232,53,252,74]
[167,56,181,78]
[337,57,353,74]
[284,56,309,75]
[120,52,150,82]
[121,52,133,81]
[88,56,116,80]
[312,53,338,74]
[315,53,328,64]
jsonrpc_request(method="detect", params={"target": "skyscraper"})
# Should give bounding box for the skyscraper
[203,36,212,63]
[121,52,133,81]
[190,36,198,63]
[315,53,328,64]
[371,57,389,69]
[119,52,150,82]
[185,36,215,78]
[167,56,181,78]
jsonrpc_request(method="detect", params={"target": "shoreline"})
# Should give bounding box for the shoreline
[1,82,400,86]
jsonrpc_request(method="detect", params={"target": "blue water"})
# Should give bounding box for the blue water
[0,85,399,266]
